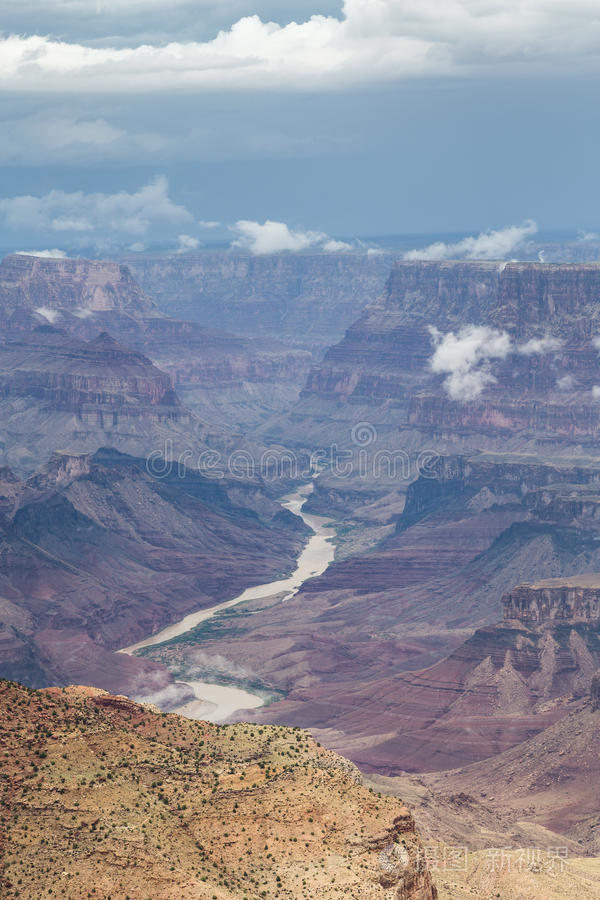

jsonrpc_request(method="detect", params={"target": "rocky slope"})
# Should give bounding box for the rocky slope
[121,250,396,352]
[0,449,306,702]
[0,679,437,900]
[415,674,600,858]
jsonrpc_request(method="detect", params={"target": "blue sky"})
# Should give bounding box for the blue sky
[1,1,599,255]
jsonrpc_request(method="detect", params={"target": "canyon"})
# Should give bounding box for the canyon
[121,250,396,351]
[0,253,313,442]
[139,450,600,771]
[0,447,306,704]
[6,250,600,893]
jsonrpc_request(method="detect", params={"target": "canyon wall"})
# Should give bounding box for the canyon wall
[0,253,158,318]
[502,576,600,624]
[121,250,395,350]
[0,253,315,437]
[275,260,600,454]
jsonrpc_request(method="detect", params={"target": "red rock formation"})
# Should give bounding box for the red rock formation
[502,576,600,624]
[0,329,182,421]
[0,253,157,318]
[0,253,314,435]
[279,260,600,451]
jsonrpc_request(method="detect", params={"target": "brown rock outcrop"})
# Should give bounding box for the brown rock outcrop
[0,679,437,900]
[0,329,181,420]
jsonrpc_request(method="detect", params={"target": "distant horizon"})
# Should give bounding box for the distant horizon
[3,225,600,264]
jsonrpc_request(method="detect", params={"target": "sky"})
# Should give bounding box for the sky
[1,0,600,255]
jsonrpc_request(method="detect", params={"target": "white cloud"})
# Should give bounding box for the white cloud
[578,231,599,241]
[367,247,384,257]
[231,219,326,254]
[230,219,359,254]
[35,306,61,323]
[405,221,538,261]
[0,177,193,248]
[322,238,353,252]
[557,375,577,391]
[16,248,67,258]
[430,324,564,400]
[198,220,221,229]
[517,336,563,355]
[429,324,512,401]
[175,233,201,253]
[128,241,146,252]
[1,2,600,93]
[593,386,600,400]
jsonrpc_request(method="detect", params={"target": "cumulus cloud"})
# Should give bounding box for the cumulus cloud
[518,336,563,355]
[175,233,201,253]
[405,221,538,261]
[429,325,512,401]
[0,176,193,248]
[16,248,67,258]
[1,2,600,93]
[578,231,599,241]
[230,219,361,254]
[430,324,564,400]
[231,219,327,254]
[322,238,353,252]
[557,375,577,391]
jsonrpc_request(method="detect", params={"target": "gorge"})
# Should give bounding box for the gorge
[5,249,600,896]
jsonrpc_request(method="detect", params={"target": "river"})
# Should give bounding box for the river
[119,482,336,722]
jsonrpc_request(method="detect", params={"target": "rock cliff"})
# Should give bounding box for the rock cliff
[121,250,395,351]
[0,253,314,437]
[503,575,600,624]
[274,260,600,453]
[0,252,158,318]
